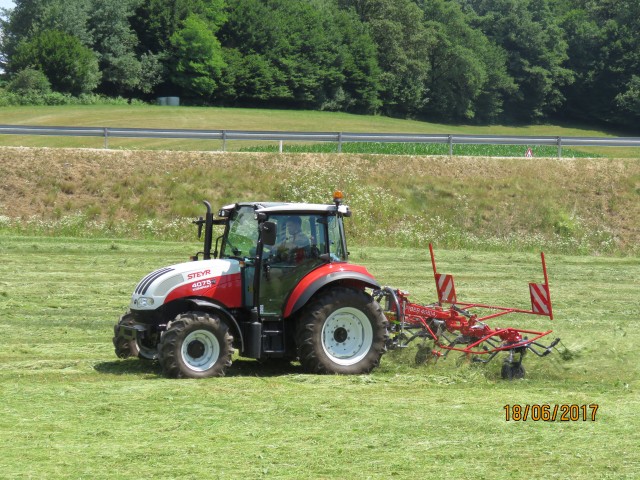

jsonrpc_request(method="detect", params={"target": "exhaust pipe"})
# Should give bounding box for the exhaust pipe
[202,201,213,260]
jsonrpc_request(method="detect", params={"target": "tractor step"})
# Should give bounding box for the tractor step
[261,319,286,354]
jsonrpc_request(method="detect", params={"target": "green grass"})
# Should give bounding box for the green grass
[1,104,638,157]
[0,234,638,478]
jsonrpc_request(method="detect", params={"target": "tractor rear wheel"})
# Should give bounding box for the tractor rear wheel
[296,287,388,374]
[113,312,158,360]
[158,312,234,379]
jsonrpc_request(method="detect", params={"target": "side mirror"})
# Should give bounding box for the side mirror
[261,221,277,246]
[194,216,204,238]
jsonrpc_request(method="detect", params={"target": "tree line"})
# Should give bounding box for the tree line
[0,0,638,129]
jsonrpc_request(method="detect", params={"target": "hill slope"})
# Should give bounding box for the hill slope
[0,146,638,255]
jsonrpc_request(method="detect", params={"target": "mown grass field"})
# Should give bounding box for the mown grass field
[0,235,638,479]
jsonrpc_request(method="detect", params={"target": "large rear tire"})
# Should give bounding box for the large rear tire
[113,312,158,360]
[296,287,388,374]
[159,312,234,379]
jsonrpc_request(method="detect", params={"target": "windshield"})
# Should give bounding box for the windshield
[221,206,259,258]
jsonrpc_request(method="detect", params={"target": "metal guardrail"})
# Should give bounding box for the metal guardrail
[1,124,639,157]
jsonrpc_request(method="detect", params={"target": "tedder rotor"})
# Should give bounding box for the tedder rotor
[376,244,560,379]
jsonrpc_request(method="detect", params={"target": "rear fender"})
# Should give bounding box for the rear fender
[283,263,380,318]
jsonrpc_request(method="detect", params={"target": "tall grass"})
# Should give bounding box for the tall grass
[1,148,637,255]
[278,163,620,255]
[0,213,198,241]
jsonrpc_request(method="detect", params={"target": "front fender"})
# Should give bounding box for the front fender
[283,263,380,318]
[185,298,244,351]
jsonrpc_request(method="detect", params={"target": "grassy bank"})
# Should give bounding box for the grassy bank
[0,235,638,478]
[1,147,639,255]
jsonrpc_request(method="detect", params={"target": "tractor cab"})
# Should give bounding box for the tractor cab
[217,201,349,316]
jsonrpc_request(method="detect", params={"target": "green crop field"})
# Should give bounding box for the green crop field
[0,235,638,479]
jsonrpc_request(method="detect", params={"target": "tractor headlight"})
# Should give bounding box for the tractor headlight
[136,297,155,308]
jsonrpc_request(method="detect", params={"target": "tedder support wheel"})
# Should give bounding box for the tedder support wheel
[296,287,388,374]
[158,312,234,379]
[501,362,526,380]
[113,312,158,360]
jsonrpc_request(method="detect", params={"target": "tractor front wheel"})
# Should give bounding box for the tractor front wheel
[158,312,234,379]
[296,288,388,374]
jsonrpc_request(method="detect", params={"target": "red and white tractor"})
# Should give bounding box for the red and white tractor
[113,193,559,379]
[113,193,388,378]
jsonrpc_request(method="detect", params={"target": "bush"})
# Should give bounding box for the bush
[10,29,100,95]
[6,68,51,94]
[0,90,147,106]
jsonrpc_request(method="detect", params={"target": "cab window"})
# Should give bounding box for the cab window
[327,215,346,261]
[266,214,325,263]
[222,206,259,258]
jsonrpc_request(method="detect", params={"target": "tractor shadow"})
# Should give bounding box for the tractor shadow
[226,358,303,377]
[94,359,162,376]
[94,358,303,378]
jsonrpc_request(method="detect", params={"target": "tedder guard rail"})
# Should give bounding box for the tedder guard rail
[375,244,561,379]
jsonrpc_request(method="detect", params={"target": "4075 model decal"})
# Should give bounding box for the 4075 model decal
[191,279,216,291]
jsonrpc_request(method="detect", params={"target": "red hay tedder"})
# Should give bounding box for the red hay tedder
[376,244,560,379]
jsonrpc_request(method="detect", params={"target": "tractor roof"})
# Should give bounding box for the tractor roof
[220,202,350,216]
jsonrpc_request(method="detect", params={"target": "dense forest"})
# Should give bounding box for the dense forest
[0,0,638,129]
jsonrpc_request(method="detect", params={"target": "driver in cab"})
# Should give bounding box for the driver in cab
[274,216,310,263]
